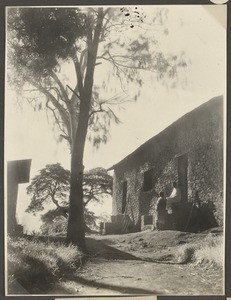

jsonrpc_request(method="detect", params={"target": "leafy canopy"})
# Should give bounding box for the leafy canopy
[8,8,88,81]
[7,7,188,149]
[26,163,113,214]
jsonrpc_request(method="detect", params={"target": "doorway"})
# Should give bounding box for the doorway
[177,153,188,202]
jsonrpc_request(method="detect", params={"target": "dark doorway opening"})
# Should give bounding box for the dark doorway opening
[177,153,188,202]
[143,169,153,192]
[122,180,127,214]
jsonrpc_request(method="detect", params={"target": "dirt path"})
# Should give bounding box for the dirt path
[59,258,222,295]
[53,234,223,295]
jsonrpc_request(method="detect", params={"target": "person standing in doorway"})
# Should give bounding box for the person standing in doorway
[166,181,181,229]
[155,191,167,230]
[166,181,181,205]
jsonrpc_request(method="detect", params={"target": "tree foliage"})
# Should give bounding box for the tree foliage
[40,210,67,235]
[40,206,97,235]
[7,7,186,149]
[26,163,112,214]
[26,163,70,216]
[8,8,88,86]
[83,167,112,206]
[26,163,112,234]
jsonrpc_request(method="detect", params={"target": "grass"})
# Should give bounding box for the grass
[7,236,84,294]
[7,231,223,294]
[176,234,223,269]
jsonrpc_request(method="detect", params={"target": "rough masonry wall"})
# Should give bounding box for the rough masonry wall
[112,172,118,215]
[112,154,179,227]
[186,118,223,225]
[112,97,223,227]
[113,167,142,226]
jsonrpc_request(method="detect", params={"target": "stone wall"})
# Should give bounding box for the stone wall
[111,96,223,230]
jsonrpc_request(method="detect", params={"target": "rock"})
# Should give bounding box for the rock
[178,240,186,245]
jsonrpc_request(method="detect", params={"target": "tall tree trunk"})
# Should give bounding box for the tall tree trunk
[66,101,89,250]
[66,8,104,250]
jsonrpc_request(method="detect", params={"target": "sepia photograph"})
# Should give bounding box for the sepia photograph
[5,4,226,296]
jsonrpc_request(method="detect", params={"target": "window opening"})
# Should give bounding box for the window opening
[143,169,153,192]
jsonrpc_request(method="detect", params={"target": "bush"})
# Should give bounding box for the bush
[7,236,84,294]
[194,234,223,268]
[177,244,196,264]
[176,234,223,269]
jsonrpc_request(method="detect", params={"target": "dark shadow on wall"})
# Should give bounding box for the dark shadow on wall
[187,191,218,232]
[198,201,218,231]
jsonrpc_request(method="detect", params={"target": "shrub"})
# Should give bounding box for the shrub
[7,236,84,294]
[176,234,223,269]
[177,244,196,264]
[194,234,223,268]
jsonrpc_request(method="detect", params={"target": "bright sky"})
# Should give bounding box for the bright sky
[5,5,226,232]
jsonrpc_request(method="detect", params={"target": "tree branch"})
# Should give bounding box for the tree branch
[67,84,81,100]
[83,197,92,207]
[46,99,69,137]
[88,102,107,120]
[50,192,69,219]
[50,71,70,104]
[32,80,72,139]
[73,52,84,97]
[60,134,71,143]
[100,53,158,72]
[79,48,88,76]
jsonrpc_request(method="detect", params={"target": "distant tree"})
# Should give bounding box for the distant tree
[83,167,113,206]
[26,163,112,232]
[26,163,70,218]
[8,7,187,249]
[39,207,97,235]
[40,209,67,235]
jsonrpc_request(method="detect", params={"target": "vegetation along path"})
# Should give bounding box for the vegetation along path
[53,230,223,295]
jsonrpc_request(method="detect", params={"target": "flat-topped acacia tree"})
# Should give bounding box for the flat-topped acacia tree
[7,7,187,249]
[26,163,112,234]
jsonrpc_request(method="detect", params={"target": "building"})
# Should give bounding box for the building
[7,159,32,236]
[106,96,223,233]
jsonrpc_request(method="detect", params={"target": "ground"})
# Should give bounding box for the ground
[50,229,223,295]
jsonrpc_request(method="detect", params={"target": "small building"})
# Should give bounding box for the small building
[7,159,32,236]
[107,96,223,233]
